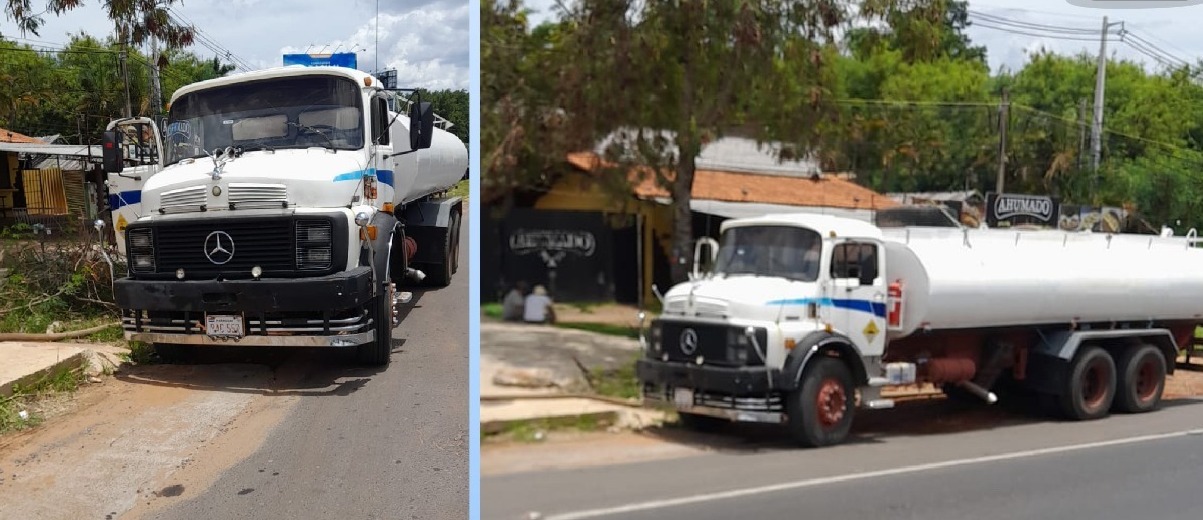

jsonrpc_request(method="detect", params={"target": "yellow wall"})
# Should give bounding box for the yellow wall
[532,172,674,306]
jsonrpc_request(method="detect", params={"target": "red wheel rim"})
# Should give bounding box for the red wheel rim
[1082,360,1108,410]
[1135,356,1160,402]
[816,378,847,427]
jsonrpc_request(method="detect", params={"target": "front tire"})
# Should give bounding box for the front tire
[1113,344,1165,414]
[786,357,855,448]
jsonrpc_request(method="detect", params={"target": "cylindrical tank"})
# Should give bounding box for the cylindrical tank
[881,227,1203,339]
[389,117,468,204]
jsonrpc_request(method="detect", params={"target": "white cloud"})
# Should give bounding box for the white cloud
[0,0,469,90]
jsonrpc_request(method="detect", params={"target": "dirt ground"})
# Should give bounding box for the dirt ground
[0,361,301,519]
[553,303,648,328]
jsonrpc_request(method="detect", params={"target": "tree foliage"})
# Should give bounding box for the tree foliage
[2,0,194,48]
[483,0,1203,274]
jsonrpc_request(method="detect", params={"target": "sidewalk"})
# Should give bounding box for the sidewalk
[0,341,125,396]
[480,320,667,433]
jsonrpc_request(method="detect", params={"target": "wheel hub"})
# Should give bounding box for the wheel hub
[816,379,847,427]
[1083,362,1107,409]
[1135,356,1159,401]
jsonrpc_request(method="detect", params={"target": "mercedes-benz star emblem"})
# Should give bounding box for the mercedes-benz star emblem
[679,328,699,356]
[204,231,235,265]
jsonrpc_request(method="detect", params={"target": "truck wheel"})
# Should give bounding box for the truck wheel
[357,290,394,366]
[358,244,396,366]
[676,412,727,433]
[786,357,855,448]
[1058,345,1115,420]
[1113,344,1165,414]
[426,211,459,287]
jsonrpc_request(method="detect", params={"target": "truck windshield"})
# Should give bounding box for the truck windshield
[712,225,823,282]
[164,75,364,165]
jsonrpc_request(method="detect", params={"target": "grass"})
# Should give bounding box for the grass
[555,321,640,339]
[0,359,86,434]
[448,178,469,201]
[587,357,642,400]
[482,302,503,320]
[122,341,160,365]
[483,413,616,443]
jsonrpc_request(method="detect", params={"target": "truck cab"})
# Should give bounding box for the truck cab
[104,66,466,365]
[639,214,891,445]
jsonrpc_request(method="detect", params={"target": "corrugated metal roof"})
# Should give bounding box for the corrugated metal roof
[0,142,102,157]
[595,132,821,177]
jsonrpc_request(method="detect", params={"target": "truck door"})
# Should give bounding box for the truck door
[104,118,162,255]
[829,240,887,357]
[370,95,394,205]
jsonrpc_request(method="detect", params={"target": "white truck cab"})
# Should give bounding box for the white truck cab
[104,66,467,365]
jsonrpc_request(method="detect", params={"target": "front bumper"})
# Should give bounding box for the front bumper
[116,267,377,347]
[637,359,786,423]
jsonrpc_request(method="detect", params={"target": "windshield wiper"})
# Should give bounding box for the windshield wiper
[238,144,276,154]
[286,121,335,149]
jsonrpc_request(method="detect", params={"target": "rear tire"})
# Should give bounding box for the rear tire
[786,357,855,448]
[427,210,459,287]
[1058,345,1115,420]
[1113,344,1166,414]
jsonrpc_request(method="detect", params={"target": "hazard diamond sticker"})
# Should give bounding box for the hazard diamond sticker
[863,320,880,343]
[116,214,128,232]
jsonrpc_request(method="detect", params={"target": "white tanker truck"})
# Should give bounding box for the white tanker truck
[638,213,1203,447]
[100,65,468,365]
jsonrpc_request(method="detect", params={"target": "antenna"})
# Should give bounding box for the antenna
[375,0,379,72]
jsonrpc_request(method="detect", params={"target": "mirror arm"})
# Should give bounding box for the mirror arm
[117,172,142,181]
[386,149,418,160]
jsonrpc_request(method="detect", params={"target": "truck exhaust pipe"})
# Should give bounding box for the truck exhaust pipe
[406,267,426,281]
[957,381,998,405]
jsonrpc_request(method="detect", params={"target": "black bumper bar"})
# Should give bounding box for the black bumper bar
[114,267,376,313]
[636,359,782,395]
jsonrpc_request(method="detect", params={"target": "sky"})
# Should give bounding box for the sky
[0,0,469,90]
[523,0,1203,76]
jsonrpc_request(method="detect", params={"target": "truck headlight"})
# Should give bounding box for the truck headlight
[127,228,155,274]
[648,323,662,353]
[295,219,333,271]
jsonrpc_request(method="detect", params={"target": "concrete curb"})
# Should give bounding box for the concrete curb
[481,410,621,436]
[0,350,86,398]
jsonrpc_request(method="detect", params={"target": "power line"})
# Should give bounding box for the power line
[967,10,1099,36]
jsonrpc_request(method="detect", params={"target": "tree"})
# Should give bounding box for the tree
[482,0,580,205]
[2,0,194,49]
[416,88,469,145]
[550,0,948,282]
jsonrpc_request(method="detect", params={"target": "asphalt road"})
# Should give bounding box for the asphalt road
[146,222,469,520]
[483,398,1203,520]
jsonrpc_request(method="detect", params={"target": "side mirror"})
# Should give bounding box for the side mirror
[692,237,720,279]
[408,101,434,150]
[102,130,123,174]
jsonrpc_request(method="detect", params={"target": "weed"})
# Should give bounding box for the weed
[448,179,469,201]
[123,341,159,365]
[587,356,642,400]
[485,413,614,443]
[0,360,85,434]
[482,302,503,320]
[555,321,639,339]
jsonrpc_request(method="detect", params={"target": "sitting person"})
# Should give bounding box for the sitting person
[523,285,556,324]
[501,281,527,321]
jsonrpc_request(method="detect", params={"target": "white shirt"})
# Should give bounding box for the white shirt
[524,294,553,322]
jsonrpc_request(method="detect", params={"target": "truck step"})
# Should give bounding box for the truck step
[396,291,413,305]
[865,399,895,410]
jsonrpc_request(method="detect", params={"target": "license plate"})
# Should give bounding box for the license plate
[205,314,244,338]
[673,388,694,409]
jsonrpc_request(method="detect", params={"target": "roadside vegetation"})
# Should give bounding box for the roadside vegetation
[0,223,122,336]
[0,359,86,434]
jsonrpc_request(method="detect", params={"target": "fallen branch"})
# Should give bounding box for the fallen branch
[0,321,120,342]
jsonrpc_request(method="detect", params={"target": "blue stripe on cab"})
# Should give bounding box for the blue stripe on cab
[107,190,141,210]
[332,168,395,188]
[765,297,886,318]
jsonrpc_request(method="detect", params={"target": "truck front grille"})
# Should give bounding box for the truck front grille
[656,321,767,367]
[126,215,344,280]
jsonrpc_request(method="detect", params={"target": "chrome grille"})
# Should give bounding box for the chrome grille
[229,183,287,207]
[159,186,206,209]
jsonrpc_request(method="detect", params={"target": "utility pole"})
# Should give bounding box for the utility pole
[1091,16,1124,203]
[1077,97,1087,172]
[996,88,1009,194]
[119,50,132,118]
[148,34,163,118]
